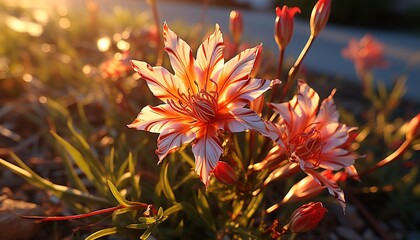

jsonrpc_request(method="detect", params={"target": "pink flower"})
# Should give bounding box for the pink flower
[267,80,358,210]
[274,6,301,50]
[129,23,275,185]
[342,34,388,76]
[229,10,243,44]
[310,0,331,37]
[288,202,327,233]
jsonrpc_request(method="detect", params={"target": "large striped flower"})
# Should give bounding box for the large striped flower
[267,80,358,209]
[129,23,275,185]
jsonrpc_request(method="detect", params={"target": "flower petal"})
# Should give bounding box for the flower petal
[219,108,269,136]
[196,24,225,91]
[131,60,187,102]
[127,104,192,133]
[220,77,272,108]
[319,149,356,170]
[295,80,319,122]
[304,168,346,212]
[315,89,339,127]
[191,124,222,185]
[156,123,197,164]
[163,23,197,94]
[217,45,260,98]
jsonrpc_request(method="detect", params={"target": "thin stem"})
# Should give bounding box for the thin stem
[360,138,411,176]
[270,48,285,103]
[148,0,163,66]
[280,35,316,102]
[23,205,125,221]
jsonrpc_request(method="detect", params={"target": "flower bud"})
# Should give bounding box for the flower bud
[310,0,331,37]
[229,10,243,44]
[274,6,300,50]
[212,161,237,185]
[288,202,327,233]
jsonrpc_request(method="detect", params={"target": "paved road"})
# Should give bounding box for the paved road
[13,0,420,101]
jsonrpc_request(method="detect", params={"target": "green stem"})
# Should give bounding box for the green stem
[270,48,285,103]
[280,35,316,102]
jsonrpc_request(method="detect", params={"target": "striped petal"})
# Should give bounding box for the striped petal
[315,90,339,127]
[192,124,222,185]
[319,149,356,170]
[131,60,187,102]
[163,23,197,94]
[304,168,346,212]
[196,24,225,91]
[217,45,260,98]
[219,108,269,136]
[220,77,271,108]
[295,80,319,123]
[127,104,192,133]
[156,123,197,164]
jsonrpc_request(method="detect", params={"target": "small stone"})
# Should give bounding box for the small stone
[407,231,420,240]
[346,205,365,231]
[387,219,406,232]
[362,228,381,240]
[0,198,43,240]
[328,232,339,240]
[336,226,363,240]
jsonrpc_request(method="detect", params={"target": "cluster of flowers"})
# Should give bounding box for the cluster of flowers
[126,0,349,232]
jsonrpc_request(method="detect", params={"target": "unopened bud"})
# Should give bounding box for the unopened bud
[274,6,300,50]
[212,161,237,185]
[229,10,243,44]
[288,202,327,233]
[310,0,331,37]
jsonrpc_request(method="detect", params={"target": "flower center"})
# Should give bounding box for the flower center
[289,127,325,166]
[169,89,218,123]
[190,91,218,122]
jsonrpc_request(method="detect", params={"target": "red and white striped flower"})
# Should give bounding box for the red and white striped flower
[129,23,275,185]
[267,80,358,210]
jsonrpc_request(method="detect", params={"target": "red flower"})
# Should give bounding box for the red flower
[274,6,300,50]
[288,202,327,233]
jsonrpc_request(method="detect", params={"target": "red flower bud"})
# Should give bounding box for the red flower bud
[274,6,300,50]
[212,161,237,185]
[288,202,327,233]
[229,10,243,44]
[310,0,331,37]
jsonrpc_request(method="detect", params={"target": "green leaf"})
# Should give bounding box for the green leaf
[0,157,107,205]
[195,189,215,230]
[161,162,176,203]
[84,227,118,240]
[139,216,157,225]
[163,203,183,216]
[107,180,131,207]
[140,226,154,240]
[50,131,94,181]
[126,223,149,230]
[128,152,141,201]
